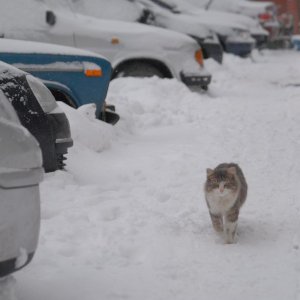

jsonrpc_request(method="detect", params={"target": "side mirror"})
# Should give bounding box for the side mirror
[46,10,56,26]
[138,9,155,25]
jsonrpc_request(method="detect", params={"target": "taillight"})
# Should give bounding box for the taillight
[259,13,272,22]
[195,49,204,66]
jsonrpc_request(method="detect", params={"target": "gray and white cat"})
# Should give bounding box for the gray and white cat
[204,163,247,244]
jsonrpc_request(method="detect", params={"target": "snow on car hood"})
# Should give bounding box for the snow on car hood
[137,0,250,37]
[189,8,268,36]
[205,0,275,17]
[168,0,267,34]
[0,39,108,60]
[168,0,268,35]
[52,11,200,51]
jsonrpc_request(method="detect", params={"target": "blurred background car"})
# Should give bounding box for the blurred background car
[188,0,286,48]
[136,0,256,57]
[166,0,269,48]
[0,61,73,172]
[0,1,211,90]
[0,38,118,124]
[0,90,43,278]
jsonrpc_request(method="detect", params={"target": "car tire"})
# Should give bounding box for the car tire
[116,62,164,78]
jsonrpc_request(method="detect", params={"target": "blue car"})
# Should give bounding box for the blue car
[0,39,118,124]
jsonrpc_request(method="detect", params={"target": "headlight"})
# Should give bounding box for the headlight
[232,28,251,38]
[195,49,204,67]
[26,75,58,113]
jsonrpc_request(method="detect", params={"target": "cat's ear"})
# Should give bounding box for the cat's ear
[206,168,214,176]
[227,166,236,175]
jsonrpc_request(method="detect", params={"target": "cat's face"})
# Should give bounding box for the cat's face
[205,167,238,196]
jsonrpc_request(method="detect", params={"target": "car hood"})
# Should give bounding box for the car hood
[235,1,274,13]
[137,0,249,36]
[209,0,275,17]
[53,11,200,51]
[146,7,214,38]
[189,9,268,36]
[0,38,109,60]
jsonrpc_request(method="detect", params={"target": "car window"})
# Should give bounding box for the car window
[0,90,20,123]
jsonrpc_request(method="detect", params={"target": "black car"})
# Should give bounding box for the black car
[0,61,73,172]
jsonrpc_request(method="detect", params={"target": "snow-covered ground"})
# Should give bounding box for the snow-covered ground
[8,49,300,300]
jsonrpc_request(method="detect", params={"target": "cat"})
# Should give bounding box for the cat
[204,163,247,244]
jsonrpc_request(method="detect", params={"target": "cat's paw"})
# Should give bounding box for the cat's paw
[224,235,236,244]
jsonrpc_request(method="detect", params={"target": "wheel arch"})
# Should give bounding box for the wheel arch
[43,81,78,108]
[111,58,173,79]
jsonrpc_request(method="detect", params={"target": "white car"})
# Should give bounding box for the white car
[0,2,211,90]
[187,0,280,45]
[137,0,255,57]
[201,0,276,18]
[59,0,224,63]
[166,0,269,48]
[0,90,43,278]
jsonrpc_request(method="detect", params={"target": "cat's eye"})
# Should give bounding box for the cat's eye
[209,178,217,184]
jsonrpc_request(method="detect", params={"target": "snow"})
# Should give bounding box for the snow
[67,0,143,22]
[2,49,300,300]
[0,39,107,59]
[194,0,274,17]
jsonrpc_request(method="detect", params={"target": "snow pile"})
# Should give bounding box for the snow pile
[58,102,114,153]
[107,77,208,130]
[7,50,300,300]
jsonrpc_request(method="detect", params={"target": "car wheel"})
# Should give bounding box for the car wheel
[116,62,164,78]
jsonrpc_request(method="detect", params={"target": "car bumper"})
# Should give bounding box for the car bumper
[201,41,224,64]
[0,253,35,278]
[292,36,300,50]
[252,34,268,48]
[180,72,212,88]
[47,113,73,170]
[225,41,255,57]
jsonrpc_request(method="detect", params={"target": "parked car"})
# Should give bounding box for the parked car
[0,61,73,172]
[65,0,224,63]
[191,0,282,48]
[0,38,117,124]
[166,0,269,48]
[0,90,43,277]
[0,3,211,90]
[291,35,300,50]
[136,0,255,57]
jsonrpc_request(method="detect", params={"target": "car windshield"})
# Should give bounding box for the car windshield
[149,0,181,13]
